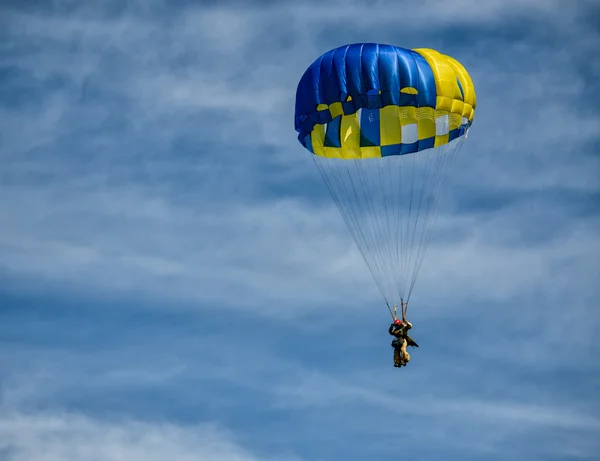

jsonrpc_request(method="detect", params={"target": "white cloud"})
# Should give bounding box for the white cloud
[287,0,571,26]
[0,412,295,461]
[1,3,598,461]
[0,0,597,321]
[1,171,597,321]
[272,369,600,457]
[278,372,600,429]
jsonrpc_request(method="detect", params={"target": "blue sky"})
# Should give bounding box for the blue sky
[1,0,599,460]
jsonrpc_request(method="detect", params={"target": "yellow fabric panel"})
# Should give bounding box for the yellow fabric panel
[329,101,344,119]
[450,99,464,116]
[445,56,476,111]
[399,106,418,126]
[439,76,460,100]
[341,148,363,159]
[360,146,382,158]
[313,110,384,159]
[310,101,464,159]
[380,106,402,146]
[317,103,328,111]
[449,112,462,131]
[401,87,418,94]
[434,133,449,147]
[417,108,435,140]
[413,48,476,123]
[461,102,472,118]
[414,49,460,99]
[317,145,382,159]
[436,96,453,112]
[323,147,345,158]
[311,124,325,156]
[416,107,435,120]
[340,112,360,149]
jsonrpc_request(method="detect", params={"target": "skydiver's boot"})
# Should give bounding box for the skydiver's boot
[393,348,401,367]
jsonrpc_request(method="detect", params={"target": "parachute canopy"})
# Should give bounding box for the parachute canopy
[295,43,476,158]
[294,43,476,310]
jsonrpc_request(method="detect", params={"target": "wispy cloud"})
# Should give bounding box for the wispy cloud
[0,412,299,461]
[272,368,600,458]
[1,0,599,460]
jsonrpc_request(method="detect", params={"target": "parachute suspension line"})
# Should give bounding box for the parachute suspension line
[389,137,467,304]
[374,157,397,302]
[395,154,412,304]
[317,154,403,307]
[407,137,466,301]
[406,138,466,301]
[412,141,453,296]
[392,156,403,303]
[386,301,395,321]
[404,144,447,299]
[411,139,465,300]
[316,159,389,304]
[363,156,409,306]
[354,159,390,298]
[353,158,393,304]
[401,153,417,298]
[378,157,395,304]
[406,146,449,299]
[385,159,397,300]
[313,157,392,307]
[402,147,431,297]
[312,136,466,308]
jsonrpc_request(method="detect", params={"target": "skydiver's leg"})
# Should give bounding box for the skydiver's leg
[401,339,410,364]
[393,348,401,367]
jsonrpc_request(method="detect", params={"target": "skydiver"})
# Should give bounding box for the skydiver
[388,316,418,368]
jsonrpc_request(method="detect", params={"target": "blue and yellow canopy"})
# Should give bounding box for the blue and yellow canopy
[294,43,476,159]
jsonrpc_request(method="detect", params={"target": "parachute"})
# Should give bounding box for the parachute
[294,43,476,314]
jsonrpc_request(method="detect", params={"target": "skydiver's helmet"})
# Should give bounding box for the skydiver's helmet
[394,319,402,325]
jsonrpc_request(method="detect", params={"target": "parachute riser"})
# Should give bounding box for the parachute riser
[387,301,407,321]
[386,302,396,320]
